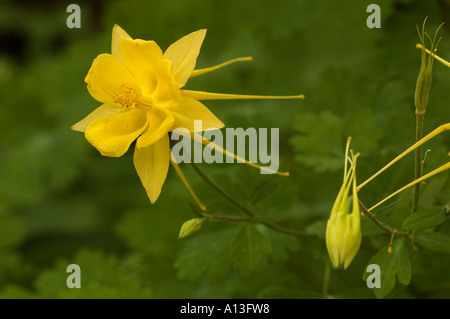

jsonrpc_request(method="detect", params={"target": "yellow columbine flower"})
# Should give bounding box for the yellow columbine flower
[72,25,303,205]
[326,138,361,269]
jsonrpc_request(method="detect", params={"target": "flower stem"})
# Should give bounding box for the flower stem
[322,264,331,296]
[189,162,311,237]
[411,112,424,214]
[358,200,409,237]
[260,221,312,237]
[189,162,254,217]
[202,213,251,222]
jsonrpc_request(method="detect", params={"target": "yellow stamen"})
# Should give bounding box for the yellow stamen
[182,90,304,101]
[170,159,207,212]
[190,57,254,78]
[388,229,397,254]
[368,162,450,212]
[357,123,450,191]
[416,43,450,68]
[192,133,290,176]
[115,85,140,108]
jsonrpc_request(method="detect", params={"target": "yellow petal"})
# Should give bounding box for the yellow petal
[133,135,170,203]
[416,43,450,68]
[111,24,132,59]
[190,56,253,78]
[119,38,162,96]
[136,109,175,149]
[171,97,224,132]
[192,133,290,176]
[357,123,450,192]
[182,90,305,100]
[163,29,207,87]
[85,108,148,157]
[85,54,140,104]
[71,103,122,132]
[153,59,183,108]
[368,161,450,212]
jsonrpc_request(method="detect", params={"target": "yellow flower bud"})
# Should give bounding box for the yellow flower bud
[178,218,204,239]
[326,139,361,269]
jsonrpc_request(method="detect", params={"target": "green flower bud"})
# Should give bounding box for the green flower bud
[326,139,361,269]
[414,19,443,114]
[414,55,432,114]
[178,218,204,239]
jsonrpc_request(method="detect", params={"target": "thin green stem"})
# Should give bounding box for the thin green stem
[322,264,331,296]
[260,221,312,237]
[202,213,251,222]
[189,162,254,217]
[359,200,410,237]
[412,112,424,214]
[189,162,311,237]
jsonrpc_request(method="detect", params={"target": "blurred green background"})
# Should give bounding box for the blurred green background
[0,0,449,298]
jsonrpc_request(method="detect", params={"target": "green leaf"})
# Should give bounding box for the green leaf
[175,228,236,284]
[419,174,448,207]
[35,249,152,299]
[415,231,450,254]
[249,175,279,205]
[290,111,344,173]
[396,240,412,285]
[257,286,324,299]
[363,239,411,298]
[260,227,300,265]
[402,207,447,231]
[231,224,272,270]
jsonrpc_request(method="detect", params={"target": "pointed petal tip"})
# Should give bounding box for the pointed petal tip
[70,124,82,132]
[149,194,158,204]
[113,24,126,32]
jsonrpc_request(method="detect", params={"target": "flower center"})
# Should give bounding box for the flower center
[115,85,140,108]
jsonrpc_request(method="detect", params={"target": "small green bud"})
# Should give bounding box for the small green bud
[414,19,443,114]
[178,218,204,239]
[414,47,433,114]
[326,139,361,269]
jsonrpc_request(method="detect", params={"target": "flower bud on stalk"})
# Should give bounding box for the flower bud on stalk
[414,48,433,115]
[414,19,443,114]
[179,218,204,239]
[326,138,361,269]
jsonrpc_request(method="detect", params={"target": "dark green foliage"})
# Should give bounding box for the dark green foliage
[0,0,449,299]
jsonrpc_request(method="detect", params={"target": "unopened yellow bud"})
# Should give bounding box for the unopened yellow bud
[178,218,204,239]
[326,140,362,269]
